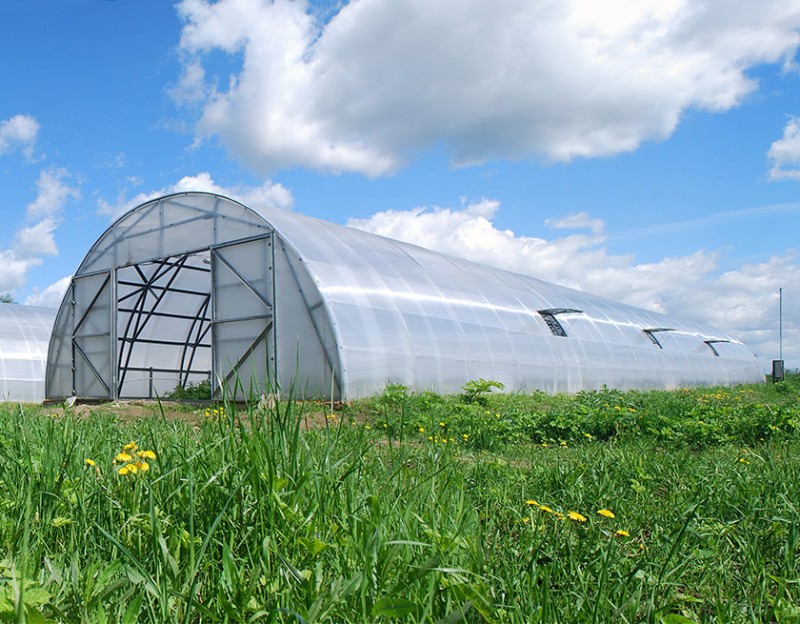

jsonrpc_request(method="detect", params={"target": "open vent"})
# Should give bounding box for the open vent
[538,308,582,337]
[643,327,674,349]
[704,339,730,357]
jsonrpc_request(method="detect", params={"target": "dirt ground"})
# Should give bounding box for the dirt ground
[43,399,352,429]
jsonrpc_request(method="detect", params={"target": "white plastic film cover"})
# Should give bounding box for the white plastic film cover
[0,304,56,402]
[45,192,764,401]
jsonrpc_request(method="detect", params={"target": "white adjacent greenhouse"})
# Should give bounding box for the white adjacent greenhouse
[44,192,763,402]
[0,304,56,402]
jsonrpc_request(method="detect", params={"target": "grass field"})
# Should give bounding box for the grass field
[0,377,799,623]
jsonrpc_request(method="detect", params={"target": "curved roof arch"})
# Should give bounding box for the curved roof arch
[46,192,763,401]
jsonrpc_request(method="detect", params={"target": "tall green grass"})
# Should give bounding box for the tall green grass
[0,378,797,622]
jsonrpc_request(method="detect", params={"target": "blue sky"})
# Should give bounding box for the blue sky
[1,0,800,368]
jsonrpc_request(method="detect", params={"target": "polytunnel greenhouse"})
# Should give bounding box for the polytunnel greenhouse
[45,191,764,402]
[0,303,56,402]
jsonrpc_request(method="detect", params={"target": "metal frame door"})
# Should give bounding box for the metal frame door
[71,270,114,399]
[211,234,276,398]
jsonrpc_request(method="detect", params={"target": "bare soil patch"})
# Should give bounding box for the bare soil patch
[44,399,352,429]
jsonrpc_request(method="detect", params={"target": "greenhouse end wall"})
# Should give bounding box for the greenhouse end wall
[45,192,764,402]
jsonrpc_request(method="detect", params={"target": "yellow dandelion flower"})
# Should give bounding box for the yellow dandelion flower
[555,512,566,520]
[541,442,548,447]
[115,452,132,463]
[365,425,371,430]
[123,441,138,451]
[428,436,433,441]
[526,499,539,506]
[614,529,630,538]
[127,463,139,474]
[567,511,587,523]
[439,421,446,427]
[135,461,150,472]
[521,517,530,523]
[462,433,469,441]
[84,458,96,467]
[738,458,750,465]
[597,509,616,519]
[419,427,425,433]
[118,465,131,476]
[539,505,554,514]
[137,450,156,460]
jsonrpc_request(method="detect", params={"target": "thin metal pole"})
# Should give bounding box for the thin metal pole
[779,287,783,363]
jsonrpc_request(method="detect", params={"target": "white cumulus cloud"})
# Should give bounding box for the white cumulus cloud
[768,116,800,180]
[0,169,79,294]
[0,114,39,160]
[23,276,72,309]
[13,218,59,259]
[175,0,800,176]
[26,168,81,220]
[349,200,798,365]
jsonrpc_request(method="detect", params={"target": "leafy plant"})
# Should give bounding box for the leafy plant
[460,378,505,406]
[164,380,212,401]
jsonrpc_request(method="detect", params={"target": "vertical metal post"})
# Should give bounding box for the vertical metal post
[773,287,785,383]
[110,267,118,400]
[70,280,77,396]
[779,287,783,364]
[270,234,278,395]
[210,246,219,398]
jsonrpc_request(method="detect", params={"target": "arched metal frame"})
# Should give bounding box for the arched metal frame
[46,192,764,402]
[45,193,340,401]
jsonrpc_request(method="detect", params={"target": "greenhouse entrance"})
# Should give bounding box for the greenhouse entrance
[68,235,276,400]
[47,193,343,403]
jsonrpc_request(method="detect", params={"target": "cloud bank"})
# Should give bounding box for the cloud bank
[175,0,800,176]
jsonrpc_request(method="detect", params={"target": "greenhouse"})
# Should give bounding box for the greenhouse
[0,303,57,402]
[45,192,763,402]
